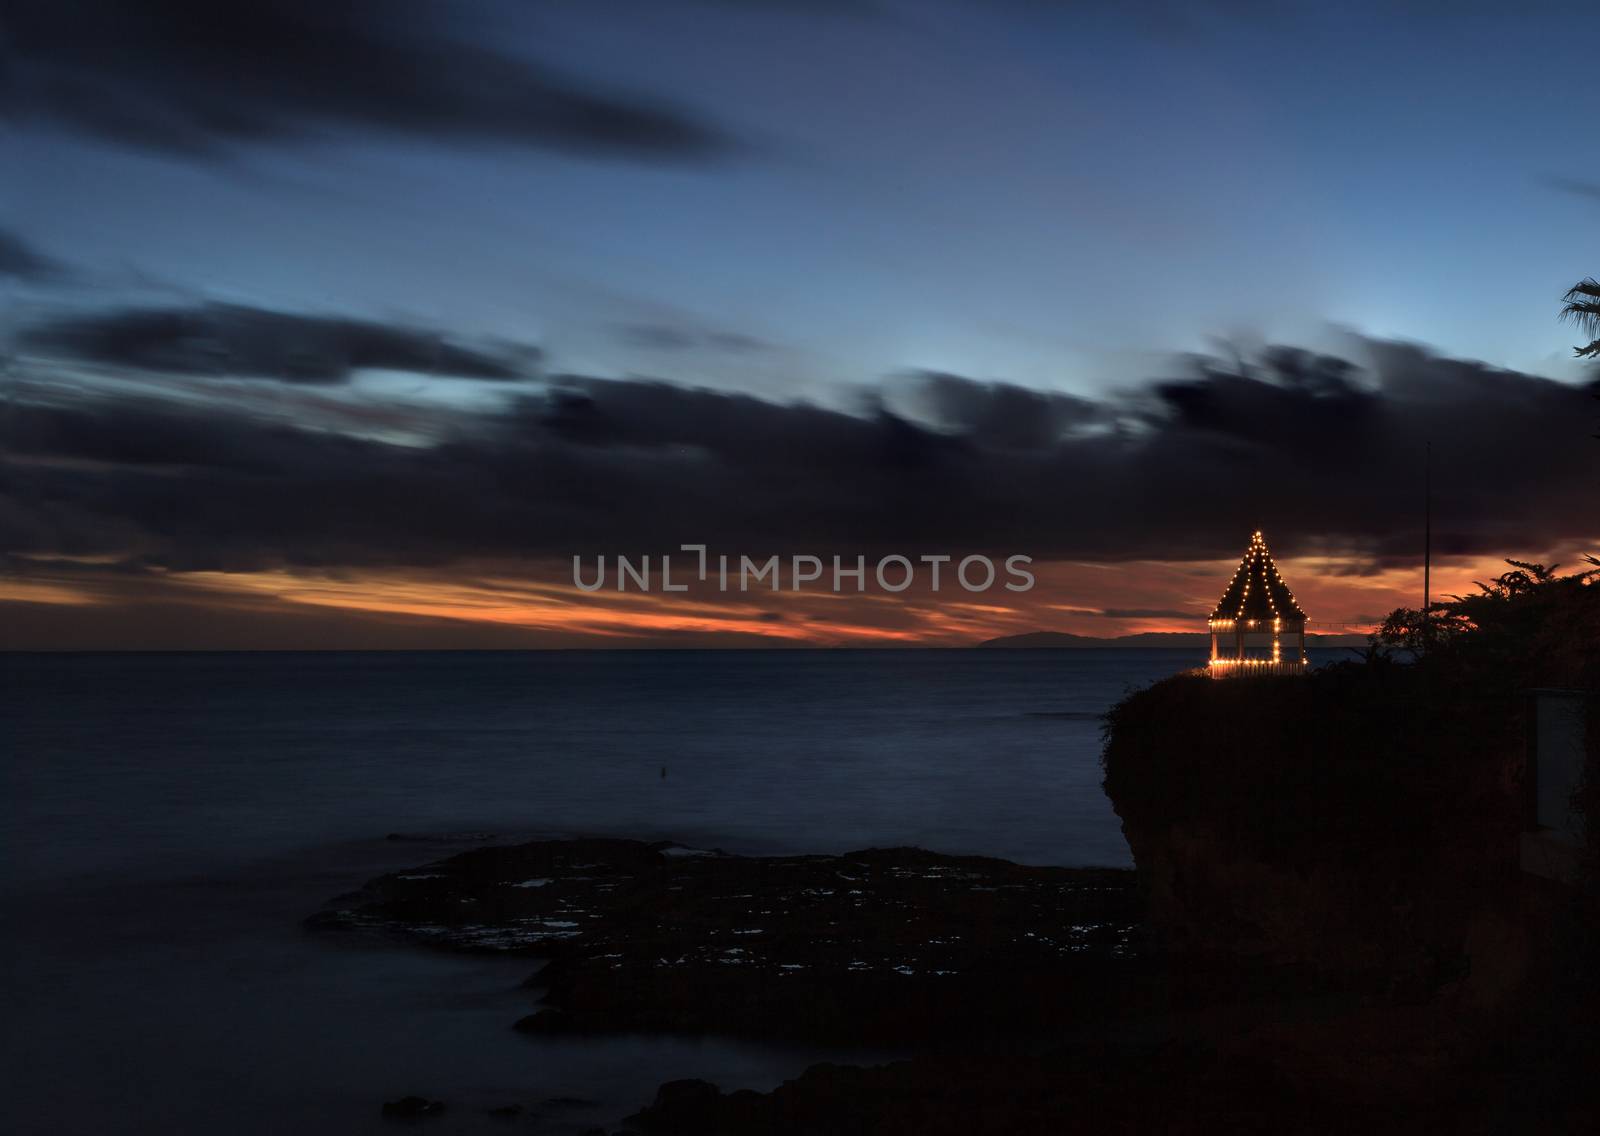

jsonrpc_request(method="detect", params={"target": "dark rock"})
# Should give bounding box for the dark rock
[629,1079,722,1132]
[623,1045,1458,1135]
[310,837,1145,1045]
[380,1095,446,1119]
[484,1103,522,1118]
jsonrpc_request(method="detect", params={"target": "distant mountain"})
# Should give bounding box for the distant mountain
[977,631,1369,649]
[977,631,1204,648]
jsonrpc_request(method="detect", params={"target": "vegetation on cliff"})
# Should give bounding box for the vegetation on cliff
[1373,557,1600,876]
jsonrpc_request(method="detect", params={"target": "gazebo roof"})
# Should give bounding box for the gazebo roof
[1209,530,1306,623]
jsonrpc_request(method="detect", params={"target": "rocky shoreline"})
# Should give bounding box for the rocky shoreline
[309,837,1148,1046]
[306,835,1524,1134]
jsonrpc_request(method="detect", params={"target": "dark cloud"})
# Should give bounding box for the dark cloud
[19,302,541,383]
[706,332,773,352]
[1547,177,1600,204]
[3,337,1596,578]
[0,230,66,281]
[614,324,774,353]
[892,370,1104,449]
[1095,608,1198,619]
[5,0,733,162]
[1152,347,1372,432]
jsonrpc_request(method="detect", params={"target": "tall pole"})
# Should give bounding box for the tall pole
[1422,441,1431,649]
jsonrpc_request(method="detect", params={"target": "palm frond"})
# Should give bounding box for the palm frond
[1561,278,1600,352]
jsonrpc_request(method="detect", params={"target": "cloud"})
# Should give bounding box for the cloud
[19,302,541,383]
[5,0,733,162]
[1547,177,1600,204]
[3,336,1596,580]
[614,323,775,353]
[1095,608,1198,619]
[0,230,67,281]
[889,370,1105,449]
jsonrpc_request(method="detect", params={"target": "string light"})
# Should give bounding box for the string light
[1207,529,1307,678]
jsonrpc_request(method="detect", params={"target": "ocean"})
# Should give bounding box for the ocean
[1,647,1347,1134]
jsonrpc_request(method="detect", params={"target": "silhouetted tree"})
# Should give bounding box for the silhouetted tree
[1372,559,1599,683]
[1562,277,1600,358]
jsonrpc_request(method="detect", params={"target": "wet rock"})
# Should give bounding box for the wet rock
[380,1095,446,1119]
[310,838,1146,1044]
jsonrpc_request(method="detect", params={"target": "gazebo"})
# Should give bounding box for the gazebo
[1207,530,1308,676]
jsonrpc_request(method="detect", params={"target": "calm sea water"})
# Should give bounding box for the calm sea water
[0,648,1347,1135]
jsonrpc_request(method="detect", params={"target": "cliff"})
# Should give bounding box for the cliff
[1101,663,1530,996]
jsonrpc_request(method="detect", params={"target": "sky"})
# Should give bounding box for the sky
[2,0,1597,648]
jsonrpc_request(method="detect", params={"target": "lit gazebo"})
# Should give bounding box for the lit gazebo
[1207,530,1308,676]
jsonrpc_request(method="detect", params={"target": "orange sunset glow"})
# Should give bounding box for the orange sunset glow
[5,547,1577,650]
